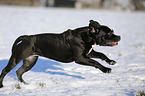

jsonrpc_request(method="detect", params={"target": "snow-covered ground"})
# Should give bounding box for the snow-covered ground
[0,5,145,96]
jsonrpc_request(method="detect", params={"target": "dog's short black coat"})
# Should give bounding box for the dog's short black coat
[0,20,120,88]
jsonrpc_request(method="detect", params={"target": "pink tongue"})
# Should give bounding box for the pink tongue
[108,42,116,45]
[113,42,118,47]
[113,42,117,45]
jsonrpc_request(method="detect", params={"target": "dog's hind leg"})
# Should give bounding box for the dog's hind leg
[0,40,35,88]
[0,54,25,88]
[16,56,38,84]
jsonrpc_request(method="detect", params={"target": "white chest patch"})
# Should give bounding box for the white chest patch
[87,48,93,55]
[87,44,100,55]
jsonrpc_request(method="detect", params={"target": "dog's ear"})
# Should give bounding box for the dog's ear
[89,20,101,33]
[89,20,100,28]
[89,20,100,33]
[90,27,96,33]
[89,20,100,24]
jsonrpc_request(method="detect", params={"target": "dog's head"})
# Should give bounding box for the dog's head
[89,20,121,47]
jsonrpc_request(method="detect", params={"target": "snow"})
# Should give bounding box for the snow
[0,5,145,96]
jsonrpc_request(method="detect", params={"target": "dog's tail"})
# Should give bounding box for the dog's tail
[12,35,28,53]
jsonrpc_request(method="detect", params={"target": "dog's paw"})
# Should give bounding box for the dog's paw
[102,67,112,73]
[107,60,116,65]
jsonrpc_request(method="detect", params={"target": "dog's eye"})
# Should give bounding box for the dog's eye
[96,29,99,33]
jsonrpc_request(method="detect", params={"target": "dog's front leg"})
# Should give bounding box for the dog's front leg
[87,49,116,65]
[74,56,111,73]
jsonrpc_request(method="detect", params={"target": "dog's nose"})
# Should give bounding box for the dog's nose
[119,36,121,40]
[117,36,121,41]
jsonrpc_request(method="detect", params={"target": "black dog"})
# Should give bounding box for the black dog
[0,20,120,88]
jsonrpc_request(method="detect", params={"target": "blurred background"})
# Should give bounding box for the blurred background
[0,0,145,95]
[0,0,145,11]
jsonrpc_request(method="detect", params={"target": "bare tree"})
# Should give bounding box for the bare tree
[131,0,145,10]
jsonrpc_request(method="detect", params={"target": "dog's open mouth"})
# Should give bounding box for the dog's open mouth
[107,42,118,46]
[99,42,118,47]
